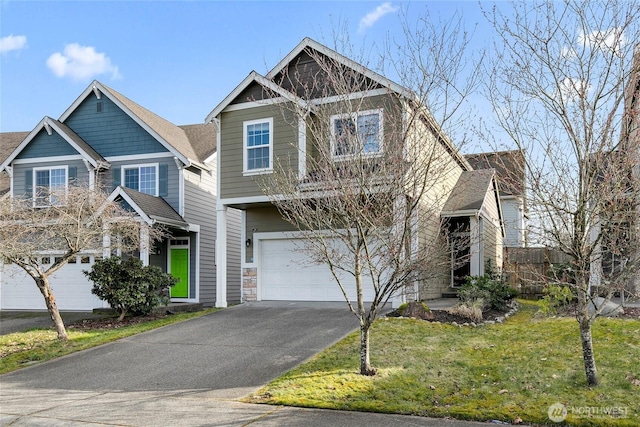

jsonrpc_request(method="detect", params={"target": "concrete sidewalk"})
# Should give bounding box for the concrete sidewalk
[0,387,507,426]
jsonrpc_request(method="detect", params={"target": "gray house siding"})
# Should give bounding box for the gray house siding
[12,159,89,198]
[16,129,78,159]
[219,104,298,200]
[64,94,168,157]
[183,167,217,306]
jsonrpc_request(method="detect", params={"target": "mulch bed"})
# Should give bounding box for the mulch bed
[67,313,172,331]
[387,301,640,324]
[386,301,511,324]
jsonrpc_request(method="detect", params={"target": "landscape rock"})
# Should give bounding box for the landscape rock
[588,297,623,317]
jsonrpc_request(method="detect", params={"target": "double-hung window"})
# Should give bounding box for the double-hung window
[244,118,273,174]
[123,164,158,196]
[33,166,67,207]
[331,109,383,158]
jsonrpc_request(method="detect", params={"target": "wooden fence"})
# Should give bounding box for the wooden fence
[503,247,572,299]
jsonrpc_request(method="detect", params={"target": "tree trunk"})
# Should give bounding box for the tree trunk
[36,277,69,341]
[576,286,598,386]
[578,315,599,386]
[359,322,377,376]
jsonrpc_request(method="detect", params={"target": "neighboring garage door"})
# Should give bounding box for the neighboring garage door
[260,237,377,301]
[0,256,104,310]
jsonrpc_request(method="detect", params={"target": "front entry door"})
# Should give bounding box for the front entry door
[169,239,189,298]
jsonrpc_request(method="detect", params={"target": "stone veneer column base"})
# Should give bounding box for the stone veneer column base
[242,267,257,302]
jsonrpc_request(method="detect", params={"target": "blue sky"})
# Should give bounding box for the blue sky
[1,1,488,134]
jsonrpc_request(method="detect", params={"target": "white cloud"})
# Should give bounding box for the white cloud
[0,34,27,54]
[558,76,592,103]
[46,43,121,81]
[358,2,398,33]
[578,27,626,56]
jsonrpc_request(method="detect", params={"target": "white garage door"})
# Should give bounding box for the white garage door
[1,256,104,310]
[259,238,377,302]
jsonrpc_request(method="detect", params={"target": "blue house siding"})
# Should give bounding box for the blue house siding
[108,157,180,212]
[16,129,78,159]
[64,95,168,157]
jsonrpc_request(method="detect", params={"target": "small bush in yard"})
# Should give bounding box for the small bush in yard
[458,270,518,312]
[540,284,575,315]
[448,300,484,322]
[84,256,178,321]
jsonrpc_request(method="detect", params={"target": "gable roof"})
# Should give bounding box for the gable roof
[108,186,189,230]
[205,70,311,123]
[266,37,410,97]
[0,117,109,171]
[60,81,210,169]
[3,81,214,173]
[465,150,526,197]
[179,122,217,162]
[205,38,411,123]
[442,169,503,220]
[0,131,29,195]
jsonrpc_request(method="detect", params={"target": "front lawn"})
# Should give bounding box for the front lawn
[246,301,640,426]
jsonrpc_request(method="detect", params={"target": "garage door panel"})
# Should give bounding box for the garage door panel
[1,259,104,310]
[260,237,376,302]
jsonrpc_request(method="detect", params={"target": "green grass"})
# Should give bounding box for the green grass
[246,301,640,426]
[0,309,218,375]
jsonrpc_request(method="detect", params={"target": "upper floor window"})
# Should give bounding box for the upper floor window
[331,109,383,158]
[34,166,67,207]
[123,164,158,196]
[244,118,273,174]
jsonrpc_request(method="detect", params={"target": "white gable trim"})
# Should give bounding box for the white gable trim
[205,71,310,123]
[103,187,154,226]
[266,37,411,99]
[1,117,104,170]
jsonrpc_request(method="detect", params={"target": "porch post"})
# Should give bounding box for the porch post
[140,225,149,266]
[103,223,111,258]
[216,205,228,307]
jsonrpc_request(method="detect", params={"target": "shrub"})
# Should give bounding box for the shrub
[459,272,518,312]
[539,284,575,315]
[84,256,177,321]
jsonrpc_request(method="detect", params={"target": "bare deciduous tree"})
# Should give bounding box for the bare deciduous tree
[482,0,640,386]
[0,184,164,340]
[258,25,480,375]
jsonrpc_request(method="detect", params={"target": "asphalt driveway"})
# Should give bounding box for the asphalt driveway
[1,301,509,426]
[1,302,360,398]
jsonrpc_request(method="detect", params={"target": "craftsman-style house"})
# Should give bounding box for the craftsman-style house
[0,81,240,310]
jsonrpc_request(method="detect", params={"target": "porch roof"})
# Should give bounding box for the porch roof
[116,186,189,230]
[442,169,497,214]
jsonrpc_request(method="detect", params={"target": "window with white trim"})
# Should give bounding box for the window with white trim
[331,109,383,158]
[123,164,158,196]
[34,166,67,207]
[244,118,273,174]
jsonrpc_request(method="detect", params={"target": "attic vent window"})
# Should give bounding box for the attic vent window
[96,101,103,113]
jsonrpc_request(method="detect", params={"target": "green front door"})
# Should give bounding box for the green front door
[170,248,189,298]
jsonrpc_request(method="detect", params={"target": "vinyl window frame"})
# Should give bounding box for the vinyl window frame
[243,117,274,175]
[33,165,68,208]
[122,163,159,196]
[330,108,384,160]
